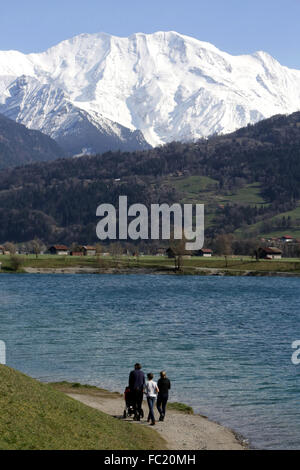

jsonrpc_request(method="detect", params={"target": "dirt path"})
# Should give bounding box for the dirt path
[67,392,245,450]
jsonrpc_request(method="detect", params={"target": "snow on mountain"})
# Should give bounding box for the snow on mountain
[0,31,300,151]
[0,75,149,155]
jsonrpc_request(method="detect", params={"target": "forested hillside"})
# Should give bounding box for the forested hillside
[0,113,66,169]
[1,111,300,245]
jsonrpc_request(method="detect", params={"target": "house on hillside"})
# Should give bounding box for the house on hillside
[48,245,69,256]
[70,251,84,257]
[80,246,97,256]
[258,247,282,260]
[196,248,213,257]
[0,246,4,255]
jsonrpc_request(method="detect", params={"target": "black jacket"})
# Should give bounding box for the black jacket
[157,378,171,397]
[129,369,145,392]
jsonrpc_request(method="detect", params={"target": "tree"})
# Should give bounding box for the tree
[9,254,24,272]
[110,242,123,267]
[4,242,16,254]
[214,234,233,256]
[169,232,187,272]
[31,238,43,258]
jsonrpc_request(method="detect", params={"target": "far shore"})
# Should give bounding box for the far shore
[2,253,300,277]
[51,382,248,450]
[20,266,300,277]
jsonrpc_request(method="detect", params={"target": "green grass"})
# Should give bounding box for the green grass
[219,183,267,206]
[0,253,176,273]
[164,175,219,207]
[167,402,194,414]
[50,381,123,398]
[0,365,166,450]
[171,175,218,194]
[0,254,119,272]
[2,254,300,275]
[167,177,266,206]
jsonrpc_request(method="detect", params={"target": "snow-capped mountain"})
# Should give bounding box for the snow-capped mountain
[0,75,149,155]
[0,31,300,152]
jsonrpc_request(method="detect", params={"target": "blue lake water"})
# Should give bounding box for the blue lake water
[1,273,300,449]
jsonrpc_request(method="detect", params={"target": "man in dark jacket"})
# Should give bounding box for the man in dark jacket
[157,371,171,421]
[129,363,145,421]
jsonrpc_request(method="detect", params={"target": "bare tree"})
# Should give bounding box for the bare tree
[110,242,123,267]
[169,232,187,272]
[4,242,16,255]
[214,234,233,256]
[10,254,24,272]
[31,239,42,258]
[95,243,105,270]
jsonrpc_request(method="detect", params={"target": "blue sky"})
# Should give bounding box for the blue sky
[1,0,300,69]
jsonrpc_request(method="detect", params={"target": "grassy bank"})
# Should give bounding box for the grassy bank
[0,365,166,450]
[1,254,300,275]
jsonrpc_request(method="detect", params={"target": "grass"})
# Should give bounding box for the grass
[0,254,110,272]
[2,254,300,275]
[166,176,266,207]
[0,365,166,450]
[219,183,267,206]
[171,175,218,194]
[167,402,194,414]
[50,381,123,399]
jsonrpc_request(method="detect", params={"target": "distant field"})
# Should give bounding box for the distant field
[164,175,218,206]
[164,176,270,233]
[219,182,267,206]
[166,177,266,206]
[171,175,218,194]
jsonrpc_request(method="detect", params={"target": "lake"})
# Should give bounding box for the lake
[1,273,300,449]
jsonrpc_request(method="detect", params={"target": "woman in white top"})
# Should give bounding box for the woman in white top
[144,373,159,425]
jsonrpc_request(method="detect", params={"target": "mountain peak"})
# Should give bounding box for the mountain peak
[0,31,300,151]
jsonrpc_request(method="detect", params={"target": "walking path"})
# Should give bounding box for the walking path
[67,392,246,450]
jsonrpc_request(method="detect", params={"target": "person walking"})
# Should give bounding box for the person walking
[144,373,159,425]
[129,363,145,421]
[157,371,171,422]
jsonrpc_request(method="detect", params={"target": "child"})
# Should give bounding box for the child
[144,373,159,425]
